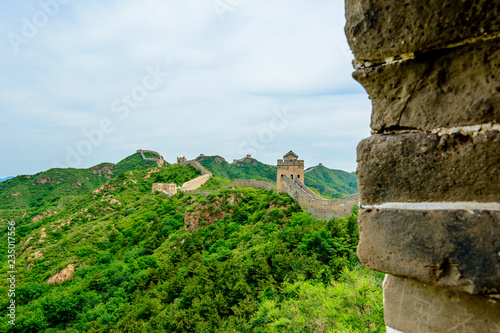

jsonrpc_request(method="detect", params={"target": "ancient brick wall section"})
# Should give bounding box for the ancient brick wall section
[281,176,359,219]
[179,160,211,176]
[346,0,500,331]
[226,179,276,191]
[137,149,165,167]
[152,183,177,196]
[178,174,212,192]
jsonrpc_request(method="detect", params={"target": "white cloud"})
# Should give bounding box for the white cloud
[0,0,370,177]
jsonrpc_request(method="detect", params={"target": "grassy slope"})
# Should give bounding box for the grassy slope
[0,153,159,222]
[0,164,383,332]
[304,165,358,199]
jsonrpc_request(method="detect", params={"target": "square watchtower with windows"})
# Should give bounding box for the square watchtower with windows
[276,150,304,192]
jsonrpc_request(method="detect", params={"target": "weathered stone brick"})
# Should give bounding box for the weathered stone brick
[384,275,500,332]
[352,39,500,132]
[357,209,500,294]
[345,0,500,62]
[357,131,500,205]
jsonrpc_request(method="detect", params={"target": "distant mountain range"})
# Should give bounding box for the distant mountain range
[196,155,358,198]
[0,176,13,182]
[0,152,358,220]
[0,152,158,212]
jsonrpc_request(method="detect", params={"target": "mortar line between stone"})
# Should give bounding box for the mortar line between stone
[374,123,500,136]
[355,31,500,69]
[360,202,500,211]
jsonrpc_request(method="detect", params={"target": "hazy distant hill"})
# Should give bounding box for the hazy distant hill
[0,152,158,212]
[304,165,358,198]
[0,176,13,182]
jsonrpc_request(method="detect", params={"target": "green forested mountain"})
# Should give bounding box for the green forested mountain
[197,155,358,198]
[196,155,277,182]
[304,165,358,199]
[0,153,159,221]
[0,162,383,332]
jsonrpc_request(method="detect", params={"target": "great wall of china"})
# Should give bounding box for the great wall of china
[144,149,359,218]
[281,176,359,219]
[137,149,165,167]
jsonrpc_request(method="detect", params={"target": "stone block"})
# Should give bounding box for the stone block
[352,39,500,132]
[356,131,500,205]
[383,275,500,332]
[357,208,500,294]
[345,0,500,62]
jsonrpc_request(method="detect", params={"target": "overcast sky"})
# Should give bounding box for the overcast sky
[0,0,370,178]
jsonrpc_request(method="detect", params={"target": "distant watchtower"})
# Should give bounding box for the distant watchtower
[277,150,304,193]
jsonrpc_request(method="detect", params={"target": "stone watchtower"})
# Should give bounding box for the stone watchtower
[276,151,304,193]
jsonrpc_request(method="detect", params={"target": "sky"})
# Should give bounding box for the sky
[0,0,371,178]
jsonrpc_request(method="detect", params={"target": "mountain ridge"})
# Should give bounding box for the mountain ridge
[195,155,358,198]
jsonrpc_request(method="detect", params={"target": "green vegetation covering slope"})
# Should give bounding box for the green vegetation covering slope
[196,155,277,183]
[0,153,159,222]
[0,163,383,332]
[304,165,358,199]
[197,155,359,199]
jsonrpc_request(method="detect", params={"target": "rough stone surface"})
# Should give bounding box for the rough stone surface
[345,0,500,61]
[357,208,500,294]
[353,40,500,132]
[357,131,500,205]
[384,275,500,332]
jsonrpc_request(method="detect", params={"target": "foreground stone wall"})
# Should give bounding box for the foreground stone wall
[346,0,500,331]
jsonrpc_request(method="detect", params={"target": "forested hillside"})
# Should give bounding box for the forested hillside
[197,155,359,198]
[0,153,158,222]
[196,155,277,182]
[0,163,383,332]
[304,165,358,199]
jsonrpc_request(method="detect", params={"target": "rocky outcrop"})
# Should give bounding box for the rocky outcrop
[346,0,500,331]
[47,264,75,284]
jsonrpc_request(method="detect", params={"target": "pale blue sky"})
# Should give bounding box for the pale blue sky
[0,0,370,178]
